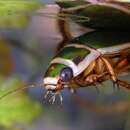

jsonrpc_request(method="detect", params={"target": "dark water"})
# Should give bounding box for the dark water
[0,1,130,130]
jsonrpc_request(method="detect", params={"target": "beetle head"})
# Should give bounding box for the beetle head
[44,63,74,92]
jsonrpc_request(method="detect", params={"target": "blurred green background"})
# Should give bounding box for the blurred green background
[0,0,130,130]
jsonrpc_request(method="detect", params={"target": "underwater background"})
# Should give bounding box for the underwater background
[0,0,130,130]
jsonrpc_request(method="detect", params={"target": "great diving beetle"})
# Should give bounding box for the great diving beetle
[43,31,130,104]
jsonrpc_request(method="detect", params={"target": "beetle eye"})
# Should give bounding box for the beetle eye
[60,67,73,82]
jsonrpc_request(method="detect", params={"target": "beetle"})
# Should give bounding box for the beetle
[43,31,130,104]
[1,1,130,104]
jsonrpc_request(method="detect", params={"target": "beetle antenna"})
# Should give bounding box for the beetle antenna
[0,82,44,100]
[0,85,32,100]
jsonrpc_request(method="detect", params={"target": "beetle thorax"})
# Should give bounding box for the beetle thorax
[75,57,112,86]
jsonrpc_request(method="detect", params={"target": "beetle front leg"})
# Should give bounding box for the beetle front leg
[101,57,117,82]
[85,72,108,84]
[83,60,101,84]
[83,60,96,76]
[76,72,108,87]
[100,57,121,90]
[95,57,106,74]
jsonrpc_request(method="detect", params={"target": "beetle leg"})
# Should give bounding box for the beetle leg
[100,57,121,90]
[83,60,96,77]
[95,58,105,74]
[117,80,130,90]
[76,72,108,87]
[85,74,99,83]
[116,58,128,69]
[83,60,102,84]
[101,57,117,82]
[114,51,130,71]
[115,58,130,73]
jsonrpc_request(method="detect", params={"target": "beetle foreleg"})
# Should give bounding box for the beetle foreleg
[83,60,96,76]
[76,72,108,87]
[95,58,105,74]
[85,74,100,83]
[101,57,117,82]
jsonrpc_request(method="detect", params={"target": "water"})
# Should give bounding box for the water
[0,1,130,130]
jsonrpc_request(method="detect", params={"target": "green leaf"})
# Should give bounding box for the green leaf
[0,0,45,28]
[0,77,42,128]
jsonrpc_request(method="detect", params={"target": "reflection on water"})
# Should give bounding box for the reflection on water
[0,1,130,130]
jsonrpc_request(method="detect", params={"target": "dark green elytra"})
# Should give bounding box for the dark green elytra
[55,46,90,60]
[56,0,130,30]
[45,46,90,77]
[71,31,130,48]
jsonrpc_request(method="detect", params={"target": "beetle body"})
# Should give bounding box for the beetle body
[43,31,130,104]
